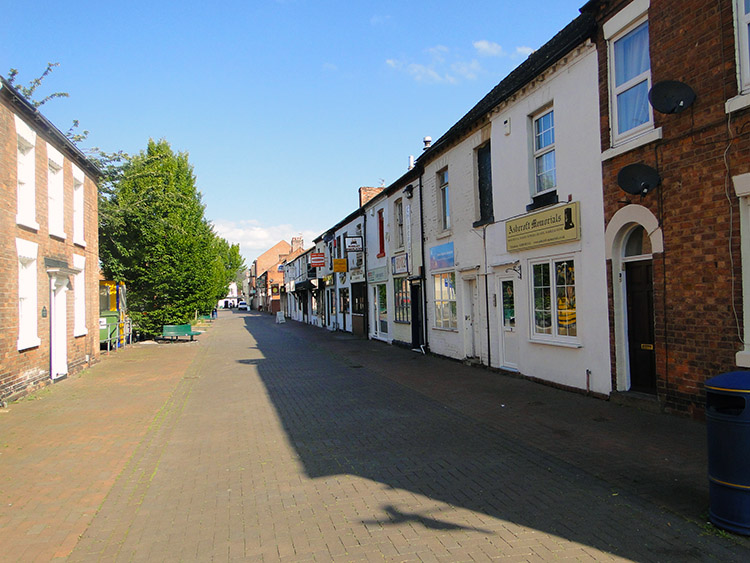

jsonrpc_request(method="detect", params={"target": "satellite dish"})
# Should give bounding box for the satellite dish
[648,80,696,114]
[617,163,661,196]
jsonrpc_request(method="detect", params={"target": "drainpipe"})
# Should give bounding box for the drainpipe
[363,213,369,340]
[418,171,429,351]
[483,222,492,368]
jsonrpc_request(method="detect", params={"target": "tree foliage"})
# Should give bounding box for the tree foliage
[100,139,245,335]
[6,65,245,335]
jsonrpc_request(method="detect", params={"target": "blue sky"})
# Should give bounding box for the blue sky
[3,0,585,266]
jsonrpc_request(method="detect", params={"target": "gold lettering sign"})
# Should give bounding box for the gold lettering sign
[333,258,348,273]
[506,202,581,252]
[641,343,654,351]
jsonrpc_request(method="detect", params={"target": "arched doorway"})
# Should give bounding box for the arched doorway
[605,205,663,393]
[622,226,656,393]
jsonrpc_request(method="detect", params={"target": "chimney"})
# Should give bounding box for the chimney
[408,155,415,170]
[291,236,304,252]
[423,136,432,150]
[359,186,385,207]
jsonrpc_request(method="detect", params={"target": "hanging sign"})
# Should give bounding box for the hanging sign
[345,236,363,253]
[310,253,325,268]
[506,202,581,252]
[333,258,348,273]
[392,254,409,275]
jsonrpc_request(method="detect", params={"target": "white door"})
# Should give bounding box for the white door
[50,275,69,380]
[498,277,519,370]
[463,278,479,358]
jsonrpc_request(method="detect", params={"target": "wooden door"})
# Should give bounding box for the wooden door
[626,261,656,394]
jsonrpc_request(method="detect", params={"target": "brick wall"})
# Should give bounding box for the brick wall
[593,0,748,417]
[0,94,100,402]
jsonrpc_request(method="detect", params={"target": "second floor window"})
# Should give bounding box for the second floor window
[533,109,556,193]
[377,209,385,257]
[476,143,493,225]
[395,198,404,248]
[438,168,450,230]
[736,0,750,93]
[610,19,652,141]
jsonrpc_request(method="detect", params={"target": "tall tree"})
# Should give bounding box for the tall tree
[100,139,243,335]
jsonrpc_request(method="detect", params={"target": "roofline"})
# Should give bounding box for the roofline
[1,75,102,179]
[313,165,422,244]
[416,12,596,164]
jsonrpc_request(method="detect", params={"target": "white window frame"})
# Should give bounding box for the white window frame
[72,165,86,247]
[529,256,578,344]
[438,168,450,231]
[73,254,87,337]
[394,198,404,249]
[15,115,38,231]
[16,238,41,351]
[433,271,457,330]
[736,0,750,94]
[47,143,66,239]
[605,0,653,146]
[532,108,556,195]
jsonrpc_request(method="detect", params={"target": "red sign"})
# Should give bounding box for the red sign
[310,253,325,268]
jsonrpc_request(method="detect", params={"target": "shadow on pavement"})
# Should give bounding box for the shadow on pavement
[242,312,746,562]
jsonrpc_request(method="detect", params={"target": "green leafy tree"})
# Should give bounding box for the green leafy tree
[100,139,244,336]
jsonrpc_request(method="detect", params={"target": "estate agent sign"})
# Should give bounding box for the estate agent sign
[506,202,581,252]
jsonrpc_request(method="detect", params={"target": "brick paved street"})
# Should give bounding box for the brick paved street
[2,310,749,561]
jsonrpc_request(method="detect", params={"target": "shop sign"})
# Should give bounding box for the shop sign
[430,242,454,270]
[345,236,363,253]
[367,266,388,283]
[506,202,581,252]
[392,253,409,275]
[310,252,325,268]
[333,258,348,273]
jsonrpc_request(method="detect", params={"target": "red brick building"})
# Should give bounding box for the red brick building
[0,77,101,402]
[584,0,750,416]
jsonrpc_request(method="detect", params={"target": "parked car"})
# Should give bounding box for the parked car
[237,301,248,310]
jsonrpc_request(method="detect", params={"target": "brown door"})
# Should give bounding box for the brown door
[626,261,656,394]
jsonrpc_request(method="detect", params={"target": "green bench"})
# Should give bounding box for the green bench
[161,324,202,342]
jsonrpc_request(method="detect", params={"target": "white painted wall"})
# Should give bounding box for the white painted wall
[421,42,612,394]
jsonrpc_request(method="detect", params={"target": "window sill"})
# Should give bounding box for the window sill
[432,326,458,333]
[529,337,582,349]
[17,336,41,351]
[473,217,494,229]
[74,328,88,338]
[16,217,39,231]
[726,93,750,114]
[377,252,385,258]
[602,127,663,161]
[50,231,67,241]
[74,239,87,248]
[436,230,452,240]
[736,349,750,368]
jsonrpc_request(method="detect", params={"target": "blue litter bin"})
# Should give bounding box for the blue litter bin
[706,371,750,535]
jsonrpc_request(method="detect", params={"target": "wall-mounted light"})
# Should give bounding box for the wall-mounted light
[505,263,522,279]
[403,184,414,199]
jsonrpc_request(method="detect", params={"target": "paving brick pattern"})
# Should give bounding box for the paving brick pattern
[2,311,750,561]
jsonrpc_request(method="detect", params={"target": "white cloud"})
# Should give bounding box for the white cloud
[473,40,535,60]
[212,219,321,266]
[515,46,535,57]
[387,45,477,84]
[473,40,506,57]
[370,14,391,26]
[451,60,482,81]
